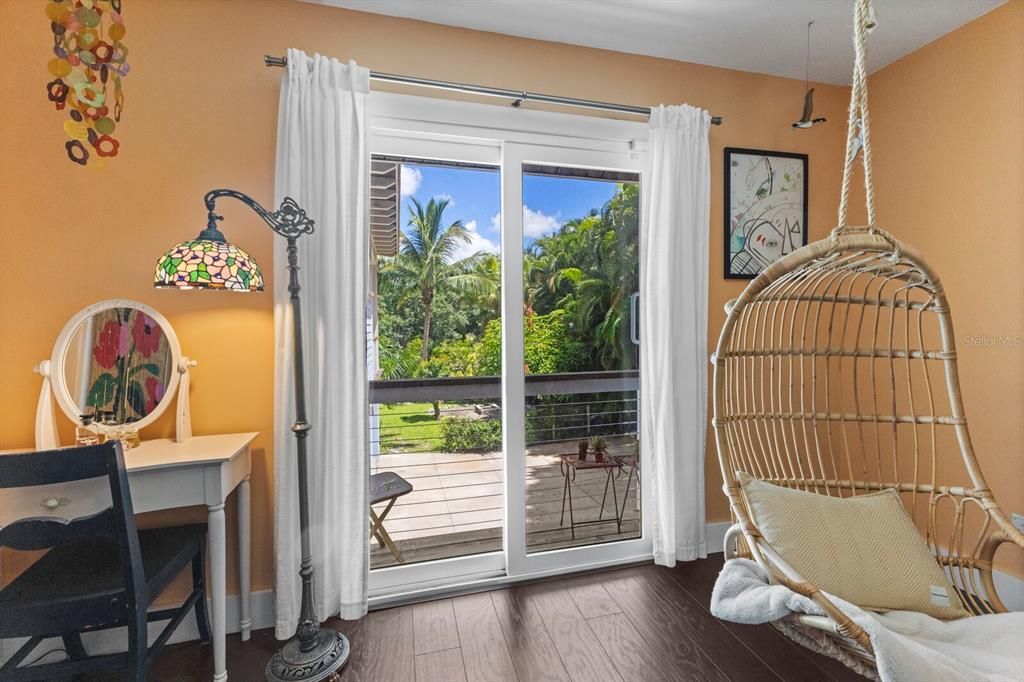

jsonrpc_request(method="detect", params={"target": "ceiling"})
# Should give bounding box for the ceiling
[307,0,1005,85]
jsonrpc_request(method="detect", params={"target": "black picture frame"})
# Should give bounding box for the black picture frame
[723,147,809,280]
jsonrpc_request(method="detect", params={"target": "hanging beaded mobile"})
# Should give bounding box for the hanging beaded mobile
[44,0,129,168]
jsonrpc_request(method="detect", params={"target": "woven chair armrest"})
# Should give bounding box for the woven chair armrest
[977,528,1024,613]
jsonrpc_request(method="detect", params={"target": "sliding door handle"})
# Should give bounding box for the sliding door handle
[630,292,640,346]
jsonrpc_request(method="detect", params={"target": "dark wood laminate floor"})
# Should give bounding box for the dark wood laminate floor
[147,555,865,681]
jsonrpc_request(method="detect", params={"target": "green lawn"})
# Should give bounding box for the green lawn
[377,402,444,452]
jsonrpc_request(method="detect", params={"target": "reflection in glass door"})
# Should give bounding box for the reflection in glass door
[520,164,642,554]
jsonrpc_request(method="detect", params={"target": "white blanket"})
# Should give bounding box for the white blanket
[710,558,1024,682]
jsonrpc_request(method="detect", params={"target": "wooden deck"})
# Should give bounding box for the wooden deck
[370,439,640,568]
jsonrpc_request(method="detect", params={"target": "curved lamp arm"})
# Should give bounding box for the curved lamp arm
[199,189,316,242]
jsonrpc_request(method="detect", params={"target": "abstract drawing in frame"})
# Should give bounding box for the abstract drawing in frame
[724,148,808,279]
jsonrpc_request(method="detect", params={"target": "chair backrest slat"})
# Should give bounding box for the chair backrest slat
[0,441,146,610]
[0,508,119,551]
[0,444,112,487]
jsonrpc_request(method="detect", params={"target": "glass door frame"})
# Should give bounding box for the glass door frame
[367,128,506,601]
[501,142,651,581]
[367,92,652,602]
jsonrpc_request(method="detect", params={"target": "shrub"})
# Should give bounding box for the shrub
[441,416,502,452]
[479,309,587,376]
[420,336,483,378]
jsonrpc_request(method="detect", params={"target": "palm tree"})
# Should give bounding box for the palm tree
[383,197,497,360]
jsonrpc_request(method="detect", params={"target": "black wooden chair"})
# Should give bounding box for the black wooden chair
[0,441,211,681]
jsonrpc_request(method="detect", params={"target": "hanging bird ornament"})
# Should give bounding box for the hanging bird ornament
[793,21,826,130]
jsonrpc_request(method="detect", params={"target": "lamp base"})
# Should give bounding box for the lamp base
[265,628,350,682]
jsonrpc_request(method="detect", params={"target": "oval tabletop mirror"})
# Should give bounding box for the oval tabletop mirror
[35,299,195,449]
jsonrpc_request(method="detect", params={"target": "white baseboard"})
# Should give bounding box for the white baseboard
[705,520,732,554]
[993,569,1024,611]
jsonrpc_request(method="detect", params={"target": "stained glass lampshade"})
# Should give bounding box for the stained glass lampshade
[153,236,263,291]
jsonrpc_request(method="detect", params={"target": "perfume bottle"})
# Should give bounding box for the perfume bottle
[75,412,99,446]
[96,409,118,444]
[116,426,141,449]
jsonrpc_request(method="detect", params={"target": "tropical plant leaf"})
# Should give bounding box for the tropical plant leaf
[87,373,117,408]
[131,363,161,376]
[126,381,147,417]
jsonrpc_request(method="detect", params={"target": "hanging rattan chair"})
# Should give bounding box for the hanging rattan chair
[711,0,1024,677]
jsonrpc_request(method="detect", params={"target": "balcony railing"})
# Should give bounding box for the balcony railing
[369,370,638,454]
[367,370,642,567]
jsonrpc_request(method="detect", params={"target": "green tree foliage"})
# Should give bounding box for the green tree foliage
[376,182,640,378]
[479,310,587,376]
[421,336,485,378]
[377,337,421,380]
[524,183,640,370]
[381,198,499,360]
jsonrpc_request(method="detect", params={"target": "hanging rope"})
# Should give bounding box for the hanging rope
[836,0,878,232]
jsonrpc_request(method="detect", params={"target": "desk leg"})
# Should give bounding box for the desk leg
[208,502,228,682]
[238,476,252,641]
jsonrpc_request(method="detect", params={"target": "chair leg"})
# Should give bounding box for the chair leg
[370,507,403,562]
[127,607,149,682]
[193,543,213,643]
[61,633,87,660]
[61,633,89,682]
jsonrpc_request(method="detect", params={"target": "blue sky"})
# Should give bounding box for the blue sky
[399,163,620,260]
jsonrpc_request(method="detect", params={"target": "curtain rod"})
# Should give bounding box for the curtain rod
[264,55,722,125]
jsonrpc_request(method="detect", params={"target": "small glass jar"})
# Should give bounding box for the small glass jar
[75,413,99,446]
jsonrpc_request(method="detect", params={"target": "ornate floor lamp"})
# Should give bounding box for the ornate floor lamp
[155,189,349,681]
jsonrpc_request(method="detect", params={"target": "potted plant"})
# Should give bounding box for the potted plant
[577,439,589,461]
[589,436,608,463]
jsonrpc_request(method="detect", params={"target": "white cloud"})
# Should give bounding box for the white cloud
[450,220,499,262]
[523,205,561,238]
[400,166,421,196]
[433,192,455,206]
[487,207,561,239]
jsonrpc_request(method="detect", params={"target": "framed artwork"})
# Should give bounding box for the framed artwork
[724,148,808,279]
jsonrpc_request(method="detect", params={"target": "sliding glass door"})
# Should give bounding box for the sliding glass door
[502,143,649,579]
[520,164,642,554]
[367,99,651,598]
[367,135,508,595]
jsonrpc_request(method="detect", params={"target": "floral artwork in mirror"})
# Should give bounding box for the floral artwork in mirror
[36,299,193,450]
[63,307,172,423]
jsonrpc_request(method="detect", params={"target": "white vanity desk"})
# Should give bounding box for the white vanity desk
[22,295,266,682]
[3,432,257,682]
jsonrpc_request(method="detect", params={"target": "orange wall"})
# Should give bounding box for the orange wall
[868,0,1024,567]
[1,0,854,597]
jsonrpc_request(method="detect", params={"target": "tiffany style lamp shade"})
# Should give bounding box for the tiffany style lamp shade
[153,238,263,291]
[154,189,349,682]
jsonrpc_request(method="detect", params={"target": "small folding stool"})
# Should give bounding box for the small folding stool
[369,472,413,563]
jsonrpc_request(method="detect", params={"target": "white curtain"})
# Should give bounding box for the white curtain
[273,49,370,638]
[640,104,711,566]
